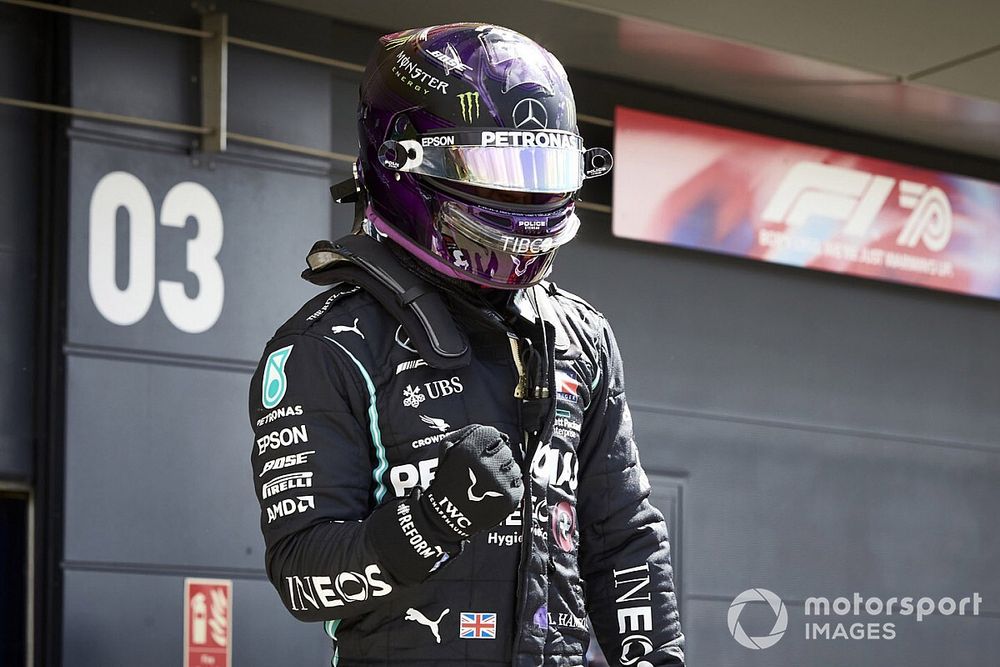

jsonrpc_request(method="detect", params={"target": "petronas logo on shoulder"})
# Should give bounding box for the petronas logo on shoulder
[262,345,294,409]
[458,91,480,123]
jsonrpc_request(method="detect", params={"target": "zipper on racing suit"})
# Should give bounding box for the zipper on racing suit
[508,327,556,667]
[508,333,535,665]
[509,333,528,401]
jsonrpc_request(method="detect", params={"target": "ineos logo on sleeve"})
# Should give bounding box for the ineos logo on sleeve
[285,566,392,611]
[613,562,656,666]
[512,98,548,130]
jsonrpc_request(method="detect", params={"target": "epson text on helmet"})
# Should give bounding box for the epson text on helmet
[421,135,457,147]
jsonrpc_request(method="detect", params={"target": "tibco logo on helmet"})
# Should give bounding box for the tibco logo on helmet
[345,23,614,289]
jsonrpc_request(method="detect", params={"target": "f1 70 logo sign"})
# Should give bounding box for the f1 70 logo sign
[761,161,953,251]
[613,107,1000,301]
[184,578,231,667]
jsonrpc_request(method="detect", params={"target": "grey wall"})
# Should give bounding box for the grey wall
[556,218,1000,666]
[48,0,1000,665]
[0,4,40,483]
[556,74,1000,666]
[59,1,366,662]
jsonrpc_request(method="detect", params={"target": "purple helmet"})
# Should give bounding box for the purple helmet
[352,24,613,289]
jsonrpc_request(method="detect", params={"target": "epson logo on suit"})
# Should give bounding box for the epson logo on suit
[256,424,309,455]
[286,566,392,611]
[262,472,313,499]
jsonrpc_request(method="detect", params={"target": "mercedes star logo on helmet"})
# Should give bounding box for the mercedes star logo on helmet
[512,98,548,130]
[727,588,788,650]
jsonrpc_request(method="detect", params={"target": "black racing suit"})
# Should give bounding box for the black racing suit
[248,253,685,667]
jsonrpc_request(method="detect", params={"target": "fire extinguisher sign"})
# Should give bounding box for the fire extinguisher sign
[184,578,232,667]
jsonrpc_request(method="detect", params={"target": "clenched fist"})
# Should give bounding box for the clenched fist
[422,424,523,540]
[367,424,523,585]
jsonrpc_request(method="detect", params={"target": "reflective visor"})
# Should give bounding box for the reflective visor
[438,200,580,255]
[430,179,572,209]
[378,130,586,193]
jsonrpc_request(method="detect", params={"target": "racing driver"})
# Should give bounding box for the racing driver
[249,23,685,667]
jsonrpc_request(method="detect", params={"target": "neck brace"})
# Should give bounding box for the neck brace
[301,233,471,370]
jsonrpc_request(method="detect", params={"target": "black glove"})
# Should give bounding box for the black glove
[366,424,522,585]
[421,424,523,541]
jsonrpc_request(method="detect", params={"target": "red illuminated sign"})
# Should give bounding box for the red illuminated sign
[184,578,232,667]
[612,106,1000,300]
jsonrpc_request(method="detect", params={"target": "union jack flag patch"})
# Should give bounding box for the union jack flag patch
[459,612,497,639]
[556,369,580,402]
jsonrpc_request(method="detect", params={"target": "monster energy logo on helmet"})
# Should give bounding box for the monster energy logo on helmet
[457,91,480,122]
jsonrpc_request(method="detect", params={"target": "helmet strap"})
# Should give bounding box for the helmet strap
[328,162,370,235]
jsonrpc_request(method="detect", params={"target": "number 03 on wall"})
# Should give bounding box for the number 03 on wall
[88,171,225,334]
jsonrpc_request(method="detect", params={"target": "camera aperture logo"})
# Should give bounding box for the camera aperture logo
[728,589,984,649]
[728,588,788,649]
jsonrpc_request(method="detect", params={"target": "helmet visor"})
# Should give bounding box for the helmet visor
[437,200,580,255]
[378,130,587,194]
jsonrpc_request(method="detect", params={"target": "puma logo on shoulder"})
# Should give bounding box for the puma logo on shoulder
[331,318,365,339]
